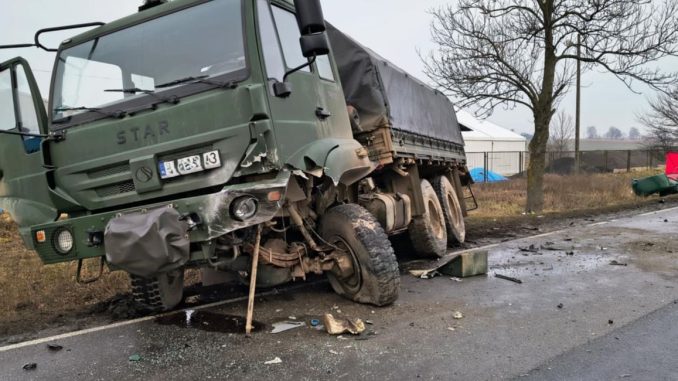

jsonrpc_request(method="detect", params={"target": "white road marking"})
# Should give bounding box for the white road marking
[0,284,313,353]
[2,205,677,353]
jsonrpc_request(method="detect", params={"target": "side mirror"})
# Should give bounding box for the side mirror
[293,0,326,35]
[300,33,329,58]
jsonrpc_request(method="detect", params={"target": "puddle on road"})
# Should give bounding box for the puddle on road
[155,310,265,333]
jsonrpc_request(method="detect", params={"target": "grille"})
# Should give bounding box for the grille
[95,181,136,197]
[88,164,131,179]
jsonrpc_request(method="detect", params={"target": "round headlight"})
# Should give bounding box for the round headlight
[231,196,258,221]
[54,229,74,254]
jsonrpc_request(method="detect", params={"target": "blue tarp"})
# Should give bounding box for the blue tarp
[470,168,508,183]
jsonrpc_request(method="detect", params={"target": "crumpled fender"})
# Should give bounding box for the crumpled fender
[286,138,374,186]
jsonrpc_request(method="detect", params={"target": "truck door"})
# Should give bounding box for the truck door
[256,1,350,164]
[0,58,57,241]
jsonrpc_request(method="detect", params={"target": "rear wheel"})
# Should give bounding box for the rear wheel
[320,204,400,306]
[408,179,448,258]
[130,269,184,313]
[432,175,466,244]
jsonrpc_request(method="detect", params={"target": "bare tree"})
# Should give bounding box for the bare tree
[548,111,574,155]
[628,127,641,140]
[639,89,678,153]
[424,0,678,212]
[586,126,599,140]
[604,126,624,140]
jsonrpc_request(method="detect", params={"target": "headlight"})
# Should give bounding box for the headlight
[54,228,74,254]
[230,196,258,221]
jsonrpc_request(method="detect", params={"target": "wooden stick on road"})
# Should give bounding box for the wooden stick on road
[245,224,263,337]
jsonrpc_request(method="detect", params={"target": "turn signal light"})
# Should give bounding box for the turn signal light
[36,230,46,243]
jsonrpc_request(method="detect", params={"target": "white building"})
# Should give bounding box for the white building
[457,110,528,176]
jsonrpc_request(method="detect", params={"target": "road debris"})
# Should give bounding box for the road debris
[329,350,339,355]
[519,244,539,253]
[495,273,523,284]
[22,363,37,371]
[323,313,366,335]
[608,320,614,325]
[453,311,464,319]
[609,260,628,266]
[310,319,321,327]
[271,321,305,334]
[450,277,463,282]
[47,343,63,352]
[447,327,456,331]
[264,357,283,365]
[557,303,564,309]
[128,354,141,362]
[409,269,441,279]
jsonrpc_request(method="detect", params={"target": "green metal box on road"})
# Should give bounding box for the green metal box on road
[440,251,488,278]
[632,174,676,197]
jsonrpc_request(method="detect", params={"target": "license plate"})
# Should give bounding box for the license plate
[158,150,221,179]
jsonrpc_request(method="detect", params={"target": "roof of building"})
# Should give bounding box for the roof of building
[457,110,526,142]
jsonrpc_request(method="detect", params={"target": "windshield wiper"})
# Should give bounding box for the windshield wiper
[156,75,238,90]
[156,76,208,89]
[105,88,180,106]
[53,106,127,123]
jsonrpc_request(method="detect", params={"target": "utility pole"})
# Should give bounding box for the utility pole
[575,34,581,174]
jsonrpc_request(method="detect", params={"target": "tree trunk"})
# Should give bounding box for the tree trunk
[527,0,556,213]
[526,109,551,213]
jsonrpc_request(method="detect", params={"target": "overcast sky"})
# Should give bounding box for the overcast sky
[2,0,674,135]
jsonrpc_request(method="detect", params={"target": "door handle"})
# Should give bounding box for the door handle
[315,107,331,120]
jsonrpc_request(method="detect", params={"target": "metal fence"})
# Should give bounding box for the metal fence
[467,149,674,182]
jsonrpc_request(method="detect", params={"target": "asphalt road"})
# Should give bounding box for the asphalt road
[1,207,677,381]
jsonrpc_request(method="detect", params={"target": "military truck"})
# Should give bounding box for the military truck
[0,0,471,312]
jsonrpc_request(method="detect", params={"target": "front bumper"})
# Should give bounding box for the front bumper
[31,171,290,265]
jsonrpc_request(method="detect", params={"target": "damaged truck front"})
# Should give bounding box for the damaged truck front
[0,0,472,313]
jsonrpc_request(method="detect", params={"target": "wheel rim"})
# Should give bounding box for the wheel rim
[329,236,362,295]
[428,199,445,240]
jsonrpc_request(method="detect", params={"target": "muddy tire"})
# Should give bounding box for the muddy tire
[130,269,184,313]
[432,176,466,244]
[408,179,448,258]
[320,204,400,306]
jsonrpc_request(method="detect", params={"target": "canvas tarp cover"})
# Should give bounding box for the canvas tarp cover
[326,23,464,146]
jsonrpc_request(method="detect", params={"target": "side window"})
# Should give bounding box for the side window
[15,65,41,136]
[257,0,286,81]
[0,69,16,131]
[271,6,309,72]
[316,55,335,81]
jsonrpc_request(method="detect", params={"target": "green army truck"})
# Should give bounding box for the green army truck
[0,0,471,312]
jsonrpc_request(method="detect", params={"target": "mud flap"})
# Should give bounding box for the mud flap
[104,207,189,278]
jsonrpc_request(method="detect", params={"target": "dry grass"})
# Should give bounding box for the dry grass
[469,169,663,218]
[0,213,129,330]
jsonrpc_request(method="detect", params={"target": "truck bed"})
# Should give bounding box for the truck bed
[327,24,466,165]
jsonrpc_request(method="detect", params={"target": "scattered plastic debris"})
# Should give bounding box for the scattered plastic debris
[495,273,523,284]
[557,303,564,309]
[288,316,297,320]
[264,357,283,365]
[450,277,463,282]
[323,313,366,335]
[271,321,305,334]
[310,319,321,327]
[128,354,141,362]
[23,363,37,371]
[329,350,339,355]
[608,320,614,325]
[609,260,628,266]
[47,343,63,352]
[452,311,464,319]
[447,327,456,332]
[409,269,441,279]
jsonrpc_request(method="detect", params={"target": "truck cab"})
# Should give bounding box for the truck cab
[1,0,469,314]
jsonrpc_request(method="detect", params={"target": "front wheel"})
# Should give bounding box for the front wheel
[320,204,400,306]
[130,269,184,313]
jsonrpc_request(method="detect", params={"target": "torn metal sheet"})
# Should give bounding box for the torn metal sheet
[323,313,366,335]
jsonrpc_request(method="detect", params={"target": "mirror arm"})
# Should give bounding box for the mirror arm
[282,55,317,83]
[0,44,36,50]
[0,129,49,139]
